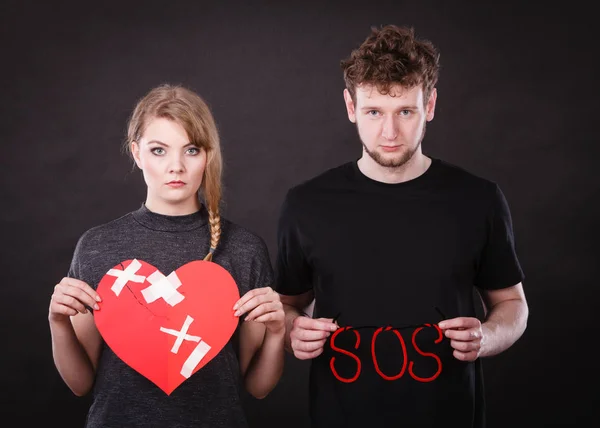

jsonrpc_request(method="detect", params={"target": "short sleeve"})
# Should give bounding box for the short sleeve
[273,190,313,296]
[248,237,274,291]
[233,236,274,324]
[67,234,85,280]
[474,184,525,290]
[65,229,100,290]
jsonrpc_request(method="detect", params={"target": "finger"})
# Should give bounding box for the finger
[252,311,285,324]
[57,283,100,310]
[453,349,478,362]
[438,317,479,330]
[293,338,327,353]
[292,328,331,341]
[245,302,283,321]
[294,316,338,332]
[294,348,324,360]
[59,278,102,303]
[234,294,274,317]
[444,328,480,341]
[450,339,479,353]
[52,293,89,314]
[233,287,272,311]
[50,302,79,317]
[243,302,271,321]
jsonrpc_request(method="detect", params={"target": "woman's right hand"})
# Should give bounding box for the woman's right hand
[49,277,101,323]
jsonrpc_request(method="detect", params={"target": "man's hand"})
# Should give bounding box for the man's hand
[438,317,484,362]
[290,316,338,360]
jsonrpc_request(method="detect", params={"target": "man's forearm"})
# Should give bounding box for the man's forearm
[480,298,529,358]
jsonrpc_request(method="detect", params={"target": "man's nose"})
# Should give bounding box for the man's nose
[381,116,398,141]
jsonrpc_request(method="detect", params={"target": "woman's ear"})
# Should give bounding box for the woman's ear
[131,141,142,169]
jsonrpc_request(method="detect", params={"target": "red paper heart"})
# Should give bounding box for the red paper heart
[94,259,240,395]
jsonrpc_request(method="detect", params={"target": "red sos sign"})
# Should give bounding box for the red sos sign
[329,324,444,383]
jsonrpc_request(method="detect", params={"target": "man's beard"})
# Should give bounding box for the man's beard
[361,122,427,169]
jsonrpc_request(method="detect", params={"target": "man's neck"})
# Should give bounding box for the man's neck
[357,152,432,184]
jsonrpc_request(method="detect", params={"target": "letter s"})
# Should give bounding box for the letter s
[330,327,362,383]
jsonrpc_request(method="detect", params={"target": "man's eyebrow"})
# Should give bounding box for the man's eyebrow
[359,105,418,111]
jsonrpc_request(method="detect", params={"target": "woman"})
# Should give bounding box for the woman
[48,84,284,427]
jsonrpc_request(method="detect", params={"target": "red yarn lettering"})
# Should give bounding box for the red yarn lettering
[371,327,407,381]
[329,324,444,383]
[409,323,443,382]
[329,327,362,383]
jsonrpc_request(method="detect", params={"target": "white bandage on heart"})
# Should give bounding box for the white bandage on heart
[160,315,212,379]
[141,270,185,306]
[160,315,200,353]
[106,259,146,296]
[181,341,211,378]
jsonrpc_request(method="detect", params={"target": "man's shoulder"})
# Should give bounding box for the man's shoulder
[285,161,354,201]
[434,157,499,194]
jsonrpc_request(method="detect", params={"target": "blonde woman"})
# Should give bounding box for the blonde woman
[49,84,284,428]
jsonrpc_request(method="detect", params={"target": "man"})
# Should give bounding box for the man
[274,24,529,427]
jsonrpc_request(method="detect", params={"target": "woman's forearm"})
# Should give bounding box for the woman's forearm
[49,317,96,396]
[243,329,285,399]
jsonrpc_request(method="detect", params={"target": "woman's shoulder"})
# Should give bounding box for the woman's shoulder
[74,211,136,249]
[220,218,270,256]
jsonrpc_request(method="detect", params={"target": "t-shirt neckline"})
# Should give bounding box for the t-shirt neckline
[350,156,440,189]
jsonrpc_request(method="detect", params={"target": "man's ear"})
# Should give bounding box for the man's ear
[131,141,142,169]
[343,89,356,123]
[426,88,437,122]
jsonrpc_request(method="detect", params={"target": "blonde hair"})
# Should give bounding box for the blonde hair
[124,84,222,261]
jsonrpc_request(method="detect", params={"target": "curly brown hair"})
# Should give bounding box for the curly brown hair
[341,25,440,105]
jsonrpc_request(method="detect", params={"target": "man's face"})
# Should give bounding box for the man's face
[344,84,436,168]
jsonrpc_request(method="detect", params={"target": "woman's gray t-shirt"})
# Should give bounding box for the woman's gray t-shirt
[68,204,273,428]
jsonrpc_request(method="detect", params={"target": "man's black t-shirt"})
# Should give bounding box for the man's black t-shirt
[274,158,524,428]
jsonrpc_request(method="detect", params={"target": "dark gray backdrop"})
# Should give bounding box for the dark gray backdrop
[1,0,597,426]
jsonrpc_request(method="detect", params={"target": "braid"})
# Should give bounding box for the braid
[203,208,221,262]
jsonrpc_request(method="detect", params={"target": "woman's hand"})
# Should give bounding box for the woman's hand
[233,287,284,335]
[49,277,101,323]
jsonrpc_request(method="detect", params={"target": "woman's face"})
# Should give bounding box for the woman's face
[132,117,207,215]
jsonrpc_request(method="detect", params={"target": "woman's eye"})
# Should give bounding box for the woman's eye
[151,147,165,155]
[187,147,200,155]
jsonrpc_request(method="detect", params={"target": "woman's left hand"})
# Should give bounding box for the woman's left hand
[233,287,285,334]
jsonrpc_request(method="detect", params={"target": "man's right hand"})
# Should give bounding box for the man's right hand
[290,316,338,359]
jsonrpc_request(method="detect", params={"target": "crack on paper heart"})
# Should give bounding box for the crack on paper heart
[96,259,240,395]
[122,282,165,318]
[113,262,173,320]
